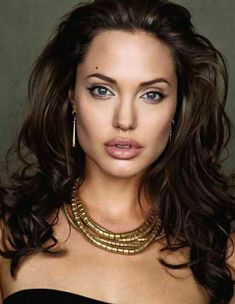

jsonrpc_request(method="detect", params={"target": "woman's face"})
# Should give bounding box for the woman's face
[69,30,177,179]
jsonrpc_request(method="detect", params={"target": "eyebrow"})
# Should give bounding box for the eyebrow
[86,73,171,87]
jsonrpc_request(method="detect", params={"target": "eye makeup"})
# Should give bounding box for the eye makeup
[86,85,167,103]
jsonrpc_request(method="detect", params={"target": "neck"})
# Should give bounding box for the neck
[77,174,153,229]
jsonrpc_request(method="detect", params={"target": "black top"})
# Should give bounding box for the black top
[3,288,114,304]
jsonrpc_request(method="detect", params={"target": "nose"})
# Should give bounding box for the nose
[112,98,137,131]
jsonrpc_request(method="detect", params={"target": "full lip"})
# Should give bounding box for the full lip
[104,137,143,148]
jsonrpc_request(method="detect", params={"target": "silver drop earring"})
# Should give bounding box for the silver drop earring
[72,108,77,148]
[169,120,175,143]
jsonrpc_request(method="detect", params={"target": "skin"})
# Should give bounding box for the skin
[0,29,234,304]
[68,29,177,228]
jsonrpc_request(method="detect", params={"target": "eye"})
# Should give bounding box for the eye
[141,91,165,103]
[87,85,114,98]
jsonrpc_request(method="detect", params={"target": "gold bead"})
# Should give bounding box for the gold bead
[63,178,165,255]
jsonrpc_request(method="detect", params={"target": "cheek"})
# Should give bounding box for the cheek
[146,109,173,141]
[144,108,174,159]
[157,118,172,141]
[75,100,109,144]
[150,124,170,156]
[76,111,97,142]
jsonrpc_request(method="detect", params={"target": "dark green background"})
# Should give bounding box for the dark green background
[0,1,234,172]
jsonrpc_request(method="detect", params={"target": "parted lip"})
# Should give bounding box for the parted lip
[104,137,142,148]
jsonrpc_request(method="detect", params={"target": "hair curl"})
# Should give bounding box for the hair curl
[0,0,235,303]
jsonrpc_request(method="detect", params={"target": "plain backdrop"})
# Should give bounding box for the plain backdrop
[0,0,234,173]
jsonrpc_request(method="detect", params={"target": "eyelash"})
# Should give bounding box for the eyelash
[86,85,165,103]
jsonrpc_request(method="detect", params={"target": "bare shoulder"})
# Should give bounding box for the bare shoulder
[226,232,235,304]
[0,260,3,304]
[0,218,15,304]
[227,232,235,272]
[0,220,5,304]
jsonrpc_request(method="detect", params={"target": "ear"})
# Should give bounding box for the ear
[68,89,77,112]
[68,89,75,106]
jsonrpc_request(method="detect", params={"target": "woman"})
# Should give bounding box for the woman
[0,0,235,303]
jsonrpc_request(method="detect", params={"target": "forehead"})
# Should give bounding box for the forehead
[78,30,176,81]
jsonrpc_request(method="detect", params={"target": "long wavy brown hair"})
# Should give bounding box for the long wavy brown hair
[0,0,235,302]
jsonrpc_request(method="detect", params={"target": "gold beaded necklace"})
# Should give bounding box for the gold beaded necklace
[63,178,165,255]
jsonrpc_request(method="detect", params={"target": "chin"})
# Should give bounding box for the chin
[85,149,160,179]
[99,160,149,179]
